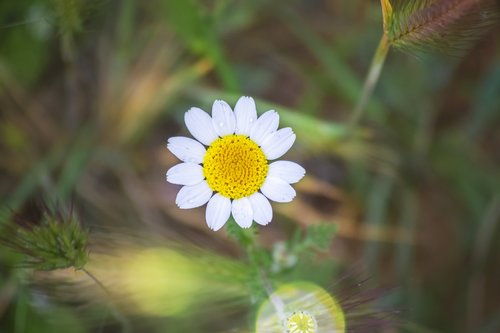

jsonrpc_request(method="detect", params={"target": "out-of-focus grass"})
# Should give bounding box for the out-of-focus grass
[1,0,499,332]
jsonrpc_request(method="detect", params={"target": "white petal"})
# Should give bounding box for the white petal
[268,161,305,184]
[249,192,273,226]
[231,198,253,228]
[212,100,236,136]
[261,176,296,203]
[166,162,204,186]
[184,107,218,146]
[250,110,279,146]
[167,137,206,163]
[260,128,296,160]
[234,96,257,136]
[175,181,213,209]
[206,194,231,231]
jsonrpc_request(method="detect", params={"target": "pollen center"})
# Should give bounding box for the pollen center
[203,135,268,199]
[286,311,317,333]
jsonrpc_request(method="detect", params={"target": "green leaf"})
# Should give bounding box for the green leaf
[55,127,95,199]
[225,218,256,248]
[162,0,238,90]
[0,23,51,85]
[303,223,337,252]
[278,8,383,113]
[186,87,371,154]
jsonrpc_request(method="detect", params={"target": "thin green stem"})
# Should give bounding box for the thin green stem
[350,34,390,127]
[259,267,285,323]
[82,268,132,333]
[14,288,27,333]
[230,224,286,323]
[82,268,110,296]
[226,221,276,296]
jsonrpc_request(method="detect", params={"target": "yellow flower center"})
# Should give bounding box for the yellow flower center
[286,311,317,333]
[203,135,268,199]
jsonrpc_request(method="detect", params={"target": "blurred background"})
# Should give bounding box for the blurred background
[1,0,499,332]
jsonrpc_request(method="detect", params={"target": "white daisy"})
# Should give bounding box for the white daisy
[166,96,305,231]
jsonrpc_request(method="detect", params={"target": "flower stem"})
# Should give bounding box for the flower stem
[227,224,290,328]
[349,34,390,127]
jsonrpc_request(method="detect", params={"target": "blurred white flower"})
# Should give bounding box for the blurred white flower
[255,281,346,333]
[167,96,305,231]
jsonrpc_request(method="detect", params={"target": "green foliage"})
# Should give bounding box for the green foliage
[49,0,100,59]
[0,1,52,84]
[162,0,238,90]
[1,206,89,270]
[226,219,272,303]
[225,218,257,248]
[5,292,87,333]
[279,8,375,112]
[0,123,28,151]
[51,0,85,34]
[0,145,66,217]
[300,223,338,252]
[272,224,337,273]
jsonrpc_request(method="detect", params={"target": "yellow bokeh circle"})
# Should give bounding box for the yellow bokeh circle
[255,281,345,333]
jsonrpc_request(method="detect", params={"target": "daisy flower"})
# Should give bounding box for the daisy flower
[166,96,305,231]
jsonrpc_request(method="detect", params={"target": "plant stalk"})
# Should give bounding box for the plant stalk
[350,34,390,127]
[82,268,132,333]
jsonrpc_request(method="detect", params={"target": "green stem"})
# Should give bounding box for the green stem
[350,34,390,127]
[82,268,132,333]
[14,288,27,333]
[227,222,274,295]
[227,224,289,328]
